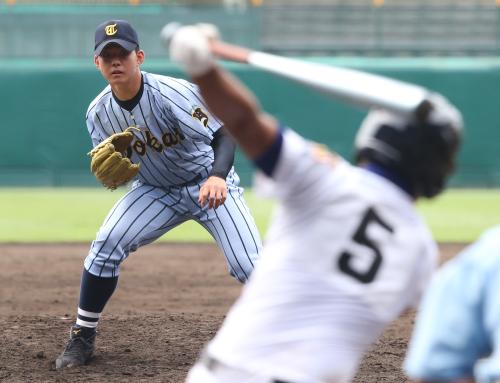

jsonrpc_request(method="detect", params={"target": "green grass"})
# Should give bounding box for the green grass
[0,188,498,243]
[416,189,500,242]
[0,187,275,243]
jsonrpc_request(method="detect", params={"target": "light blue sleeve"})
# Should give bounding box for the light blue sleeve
[475,254,500,383]
[404,245,490,381]
[405,228,500,382]
[86,113,103,148]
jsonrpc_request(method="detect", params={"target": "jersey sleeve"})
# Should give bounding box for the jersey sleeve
[253,129,345,202]
[475,253,500,383]
[86,113,103,148]
[161,79,223,140]
[404,251,490,381]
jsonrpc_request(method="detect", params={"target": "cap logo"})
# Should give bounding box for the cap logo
[105,24,118,36]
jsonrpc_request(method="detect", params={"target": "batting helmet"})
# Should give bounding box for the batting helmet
[354,93,463,198]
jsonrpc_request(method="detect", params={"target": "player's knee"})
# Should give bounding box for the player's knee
[84,238,128,277]
[84,252,121,277]
[97,228,140,256]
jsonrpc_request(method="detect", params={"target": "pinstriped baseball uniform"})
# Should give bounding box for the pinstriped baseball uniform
[84,71,261,282]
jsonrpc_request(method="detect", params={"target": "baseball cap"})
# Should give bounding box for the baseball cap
[94,20,139,56]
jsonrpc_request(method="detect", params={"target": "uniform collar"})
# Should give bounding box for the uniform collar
[362,162,414,198]
[112,74,144,112]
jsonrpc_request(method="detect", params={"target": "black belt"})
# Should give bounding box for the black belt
[202,355,295,383]
[174,174,202,188]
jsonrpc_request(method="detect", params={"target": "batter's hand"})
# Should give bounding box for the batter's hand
[168,25,216,77]
[199,176,227,209]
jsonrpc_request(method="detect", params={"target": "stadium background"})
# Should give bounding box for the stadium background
[1,2,500,382]
[2,0,500,187]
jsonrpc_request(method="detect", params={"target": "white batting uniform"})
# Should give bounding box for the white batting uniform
[187,129,438,383]
[83,71,261,282]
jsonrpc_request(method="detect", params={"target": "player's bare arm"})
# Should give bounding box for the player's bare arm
[169,26,278,160]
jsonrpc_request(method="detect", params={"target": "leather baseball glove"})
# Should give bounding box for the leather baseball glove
[88,127,140,190]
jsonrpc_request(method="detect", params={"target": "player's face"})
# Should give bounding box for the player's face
[94,44,145,86]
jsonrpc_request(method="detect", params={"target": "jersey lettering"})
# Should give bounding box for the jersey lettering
[124,128,186,157]
[145,131,163,152]
[133,140,146,156]
[88,73,222,187]
[162,128,185,148]
[337,207,394,284]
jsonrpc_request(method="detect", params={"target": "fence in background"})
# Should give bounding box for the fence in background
[0,5,261,58]
[1,57,500,187]
[1,2,500,57]
[262,3,500,55]
[1,3,500,187]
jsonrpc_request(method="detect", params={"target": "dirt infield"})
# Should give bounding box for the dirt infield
[0,243,465,383]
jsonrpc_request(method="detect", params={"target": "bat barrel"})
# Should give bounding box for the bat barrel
[164,23,430,116]
[248,52,429,115]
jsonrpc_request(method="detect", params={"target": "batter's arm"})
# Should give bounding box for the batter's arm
[194,67,278,160]
[169,26,279,160]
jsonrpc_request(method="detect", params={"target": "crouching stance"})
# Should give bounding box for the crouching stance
[56,20,261,369]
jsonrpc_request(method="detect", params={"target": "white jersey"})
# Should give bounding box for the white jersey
[206,130,438,383]
[86,71,224,188]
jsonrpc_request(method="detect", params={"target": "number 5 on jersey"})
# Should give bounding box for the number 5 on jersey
[338,207,394,284]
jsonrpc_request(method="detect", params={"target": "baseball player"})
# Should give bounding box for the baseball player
[55,20,262,369]
[404,226,500,383]
[168,25,463,383]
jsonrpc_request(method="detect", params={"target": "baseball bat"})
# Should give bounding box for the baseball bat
[161,23,430,116]
[210,40,430,116]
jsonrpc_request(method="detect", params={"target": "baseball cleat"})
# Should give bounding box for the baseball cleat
[55,325,96,369]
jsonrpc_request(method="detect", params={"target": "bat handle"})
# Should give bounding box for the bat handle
[210,40,251,64]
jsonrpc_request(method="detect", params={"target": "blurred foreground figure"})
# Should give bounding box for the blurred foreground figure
[169,24,463,383]
[405,226,500,383]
